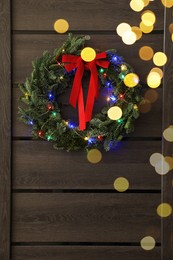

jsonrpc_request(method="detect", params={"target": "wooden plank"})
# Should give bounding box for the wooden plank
[12,245,161,260]
[0,0,11,259]
[162,7,173,260]
[13,87,162,138]
[12,0,164,31]
[13,140,161,190]
[12,34,163,84]
[12,193,161,242]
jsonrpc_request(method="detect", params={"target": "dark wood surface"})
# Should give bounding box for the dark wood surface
[12,34,163,84]
[12,0,164,31]
[12,193,161,242]
[162,7,173,260]
[12,246,161,260]
[12,140,161,190]
[0,0,11,259]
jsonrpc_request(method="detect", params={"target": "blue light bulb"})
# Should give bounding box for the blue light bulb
[110,94,117,102]
[28,120,33,125]
[48,92,54,100]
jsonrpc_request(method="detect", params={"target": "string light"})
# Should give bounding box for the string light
[84,136,89,141]
[47,135,52,141]
[47,104,53,110]
[28,120,34,125]
[51,111,57,117]
[117,118,123,123]
[119,73,125,80]
[38,130,44,137]
[48,92,54,100]
[110,94,117,102]
[97,135,103,141]
[105,81,112,88]
[119,94,124,99]
[88,138,96,144]
[103,73,107,79]
[121,64,127,71]
[99,68,105,73]
[60,76,64,80]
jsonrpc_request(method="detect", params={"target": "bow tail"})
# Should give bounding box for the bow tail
[85,65,99,122]
[78,86,86,130]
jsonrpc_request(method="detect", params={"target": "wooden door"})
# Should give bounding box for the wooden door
[0,0,172,259]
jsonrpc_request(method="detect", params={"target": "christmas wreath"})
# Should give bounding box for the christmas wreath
[18,34,142,151]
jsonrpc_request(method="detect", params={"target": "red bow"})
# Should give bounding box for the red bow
[62,52,110,130]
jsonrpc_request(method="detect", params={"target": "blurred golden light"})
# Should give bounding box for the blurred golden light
[116,23,131,37]
[122,31,137,45]
[124,73,139,87]
[139,46,154,60]
[147,72,161,88]
[140,22,154,33]
[140,236,156,251]
[150,67,163,79]
[142,0,150,6]
[107,106,123,120]
[87,149,102,164]
[149,152,164,167]
[144,89,159,103]
[130,0,145,12]
[113,177,129,192]
[169,23,173,33]
[161,0,173,8]
[131,26,143,40]
[155,159,170,175]
[153,52,167,66]
[141,10,156,26]
[81,47,96,62]
[164,156,173,170]
[163,126,173,142]
[54,19,69,34]
[157,203,172,217]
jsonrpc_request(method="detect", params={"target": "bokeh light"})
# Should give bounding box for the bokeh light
[122,31,137,45]
[108,106,123,120]
[141,10,156,26]
[157,203,172,217]
[164,156,173,170]
[131,26,143,40]
[116,23,131,37]
[153,52,167,66]
[140,236,156,251]
[113,177,129,192]
[81,47,96,62]
[139,46,154,61]
[144,89,159,103]
[140,22,154,33]
[124,73,139,87]
[149,153,164,167]
[150,67,163,79]
[147,72,161,88]
[54,19,69,34]
[169,23,173,33]
[142,0,150,6]
[163,126,173,142]
[155,159,170,175]
[87,149,102,164]
[130,0,145,12]
[161,0,173,8]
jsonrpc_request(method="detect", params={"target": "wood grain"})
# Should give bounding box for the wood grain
[12,0,164,31]
[0,0,11,259]
[162,7,173,260]
[13,87,162,138]
[12,246,161,260]
[12,141,161,190]
[12,34,163,83]
[12,193,161,242]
